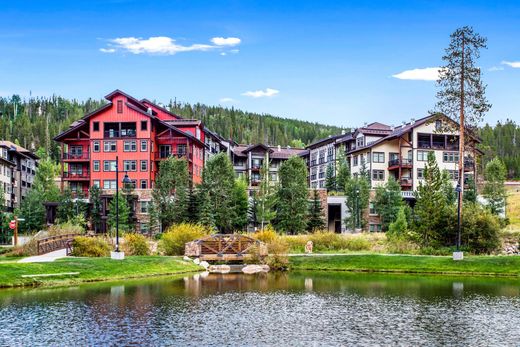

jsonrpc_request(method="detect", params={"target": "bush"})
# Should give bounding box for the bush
[159,223,209,256]
[253,225,278,244]
[48,221,85,236]
[462,204,501,254]
[265,238,289,270]
[71,236,111,257]
[123,233,150,256]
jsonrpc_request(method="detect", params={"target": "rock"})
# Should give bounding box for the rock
[183,256,191,261]
[200,261,209,269]
[208,265,231,274]
[193,258,201,265]
[242,264,269,274]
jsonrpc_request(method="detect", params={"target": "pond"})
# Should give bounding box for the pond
[1,272,519,346]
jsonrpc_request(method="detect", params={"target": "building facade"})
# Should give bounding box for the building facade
[0,141,38,212]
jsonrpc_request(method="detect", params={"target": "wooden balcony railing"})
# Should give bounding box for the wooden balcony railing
[62,152,90,160]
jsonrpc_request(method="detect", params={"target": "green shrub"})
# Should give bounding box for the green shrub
[159,223,209,256]
[462,204,501,254]
[265,238,289,270]
[71,236,111,257]
[253,225,278,244]
[123,233,150,256]
[48,221,85,236]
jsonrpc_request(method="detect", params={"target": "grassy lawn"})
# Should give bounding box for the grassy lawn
[506,187,520,231]
[290,254,520,277]
[0,256,202,288]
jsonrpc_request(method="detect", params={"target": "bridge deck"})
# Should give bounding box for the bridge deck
[185,234,267,261]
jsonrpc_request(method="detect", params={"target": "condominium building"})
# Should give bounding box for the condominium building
[231,144,307,193]
[0,141,38,212]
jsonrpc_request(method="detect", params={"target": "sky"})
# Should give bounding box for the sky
[0,0,519,128]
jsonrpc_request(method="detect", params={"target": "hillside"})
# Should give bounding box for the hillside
[0,95,343,161]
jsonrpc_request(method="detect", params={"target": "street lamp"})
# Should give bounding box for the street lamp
[111,155,132,260]
[355,189,360,230]
[454,183,463,260]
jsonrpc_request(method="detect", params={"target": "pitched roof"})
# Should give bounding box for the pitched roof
[232,144,307,159]
[140,99,182,120]
[0,141,39,159]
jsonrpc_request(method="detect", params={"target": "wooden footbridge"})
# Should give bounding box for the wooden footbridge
[185,234,267,261]
[36,234,80,255]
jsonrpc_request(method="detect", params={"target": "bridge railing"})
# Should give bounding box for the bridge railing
[36,234,80,255]
[185,234,267,261]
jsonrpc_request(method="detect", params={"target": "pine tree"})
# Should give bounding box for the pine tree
[463,176,477,203]
[56,188,75,223]
[256,156,277,229]
[230,178,249,231]
[373,177,403,231]
[344,176,370,230]
[107,193,132,232]
[336,150,350,192]
[388,206,408,239]
[307,189,325,232]
[89,185,102,232]
[325,164,336,192]
[198,189,215,229]
[483,157,507,215]
[276,156,308,234]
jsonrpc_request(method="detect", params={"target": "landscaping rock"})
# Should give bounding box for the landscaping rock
[242,264,270,274]
[208,265,231,273]
[193,258,201,265]
[200,261,209,269]
[183,256,191,261]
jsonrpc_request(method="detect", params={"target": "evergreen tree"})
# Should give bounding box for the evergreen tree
[336,150,350,192]
[186,186,199,223]
[255,156,277,229]
[413,152,452,246]
[464,176,477,203]
[197,189,215,229]
[89,185,102,232]
[17,189,46,232]
[275,156,308,234]
[307,189,325,232]
[344,176,370,230]
[325,164,336,192]
[359,156,370,181]
[200,153,236,232]
[388,206,408,238]
[230,178,249,231]
[56,188,75,223]
[107,193,132,232]
[483,157,507,215]
[373,177,403,231]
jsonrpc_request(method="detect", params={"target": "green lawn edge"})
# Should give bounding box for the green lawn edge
[0,256,203,289]
[289,254,520,277]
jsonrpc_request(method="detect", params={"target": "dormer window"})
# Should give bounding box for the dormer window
[356,136,364,148]
[117,100,123,113]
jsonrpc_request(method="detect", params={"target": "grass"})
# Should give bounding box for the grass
[0,256,202,288]
[506,187,520,231]
[289,254,520,277]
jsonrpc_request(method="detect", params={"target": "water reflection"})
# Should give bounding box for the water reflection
[0,272,519,346]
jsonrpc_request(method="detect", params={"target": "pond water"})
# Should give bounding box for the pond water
[1,272,520,346]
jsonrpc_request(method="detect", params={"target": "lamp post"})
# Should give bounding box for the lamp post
[111,155,132,260]
[355,189,360,230]
[453,183,463,260]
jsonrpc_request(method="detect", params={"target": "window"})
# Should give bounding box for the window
[140,140,147,152]
[417,168,424,179]
[93,122,99,132]
[140,201,150,213]
[435,119,442,131]
[353,155,358,166]
[104,160,117,172]
[178,144,187,155]
[140,223,150,234]
[270,173,278,181]
[140,160,148,171]
[356,136,364,148]
[369,224,382,232]
[117,100,123,113]
[159,145,171,158]
[372,170,384,181]
[448,170,459,181]
[140,180,148,189]
[93,180,100,188]
[141,120,147,131]
[93,141,100,152]
[123,160,137,171]
[103,180,116,189]
[417,150,431,161]
[372,152,385,163]
[319,180,325,188]
[369,202,377,215]
[443,152,459,163]
[93,160,100,172]
[123,140,137,152]
[104,141,117,152]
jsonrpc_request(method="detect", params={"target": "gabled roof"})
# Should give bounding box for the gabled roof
[0,141,39,160]
[243,143,272,153]
[165,119,202,126]
[232,144,307,159]
[106,89,148,111]
[141,99,182,120]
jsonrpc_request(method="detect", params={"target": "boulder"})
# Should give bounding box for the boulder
[208,265,231,274]
[200,261,210,269]
[242,264,270,274]
[193,258,201,265]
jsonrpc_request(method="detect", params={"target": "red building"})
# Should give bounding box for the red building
[54,90,206,232]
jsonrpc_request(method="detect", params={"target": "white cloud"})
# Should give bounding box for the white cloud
[229,49,239,54]
[488,66,504,72]
[242,88,280,98]
[101,36,241,55]
[392,67,441,81]
[219,97,238,103]
[210,37,241,46]
[502,61,520,68]
[220,52,227,56]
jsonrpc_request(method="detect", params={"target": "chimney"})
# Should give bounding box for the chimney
[147,107,153,115]
[277,145,281,152]
[341,129,345,135]
[410,118,416,124]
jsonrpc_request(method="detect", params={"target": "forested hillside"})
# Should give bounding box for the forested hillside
[0,95,343,161]
[0,94,518,179]
[479,119,520,179]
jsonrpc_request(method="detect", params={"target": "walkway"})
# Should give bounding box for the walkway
[18,249,68,263]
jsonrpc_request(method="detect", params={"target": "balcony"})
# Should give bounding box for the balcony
[400,191,415,199]
[155,152,193,161]
[63,172,90,180]
[251,179,260,186]
[400,177,413,187]
[464,157,475,170]
[103,129,137,138]
[62,152,90,161]
[388,158,412,170]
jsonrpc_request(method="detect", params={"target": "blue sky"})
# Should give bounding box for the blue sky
[0,0,519,128]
